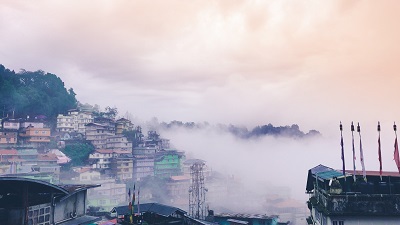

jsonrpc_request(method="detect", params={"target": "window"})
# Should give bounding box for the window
[333,221,344,225]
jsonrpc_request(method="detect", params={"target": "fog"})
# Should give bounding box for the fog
[158,122,400,212]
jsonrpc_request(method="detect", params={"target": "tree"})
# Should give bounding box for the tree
[61,142,94,167]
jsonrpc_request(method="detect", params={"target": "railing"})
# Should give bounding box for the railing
[313,188,400,215]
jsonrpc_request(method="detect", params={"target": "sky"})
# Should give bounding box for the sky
[2,1,400,200]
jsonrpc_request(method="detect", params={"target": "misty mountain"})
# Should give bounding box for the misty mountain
[158,120,321,139]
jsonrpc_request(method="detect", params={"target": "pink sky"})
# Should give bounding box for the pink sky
[1,1,400,135]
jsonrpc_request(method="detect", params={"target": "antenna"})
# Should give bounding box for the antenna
[189,161,207,220]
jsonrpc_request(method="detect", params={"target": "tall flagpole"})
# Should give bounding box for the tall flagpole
[378,122,383,181]
[351,122,356,182]
[138,186,140,216]
[394,122,400,173]
[357,123,366,181]
[340,122,346,181]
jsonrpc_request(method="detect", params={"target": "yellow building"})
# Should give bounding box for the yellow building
[19,126,51,146]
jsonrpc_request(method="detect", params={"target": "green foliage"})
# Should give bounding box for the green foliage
[62,142,94,167]
[122,127,143,148]
[92,106,118,119]
[0,64,77,119]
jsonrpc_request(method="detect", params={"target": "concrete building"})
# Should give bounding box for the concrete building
[110,153,134,181]
[86,179,126,212]
[56,109,94,134]
[1,118,20,130]
[133,155,154,181]
[106,135,132,150]
[85,123,115,149]
[154,150,184,178]
[20,121,44,129]
[31,153,61,184]
[0,130,18,146]
[115,118,134,135]
[88,149,131,169]
[18,126,51,147]
[306,164,400,225]
[0,177,99,225]
[133,146,158,156]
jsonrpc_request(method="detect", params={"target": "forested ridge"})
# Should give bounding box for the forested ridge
[0,64,77,120]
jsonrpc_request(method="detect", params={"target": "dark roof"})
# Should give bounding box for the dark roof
[0,177,68,195]
[0,177,100,198]
[112,203,186,217]
[57,215,99,225]
[306,164,348,192]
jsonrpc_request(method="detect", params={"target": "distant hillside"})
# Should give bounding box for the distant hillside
[0,64,77,119]
[158,120,321,139]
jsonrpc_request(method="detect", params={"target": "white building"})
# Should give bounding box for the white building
[56,110,93,133]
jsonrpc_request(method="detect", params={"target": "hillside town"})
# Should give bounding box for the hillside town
[0,105,298,225]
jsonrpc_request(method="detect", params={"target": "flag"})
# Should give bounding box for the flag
[128,188,131,202]
[378,134,383,177]
[359,135,366,180]
[138,187,140,215]
[394,137,400,173]
[132,184,135,215]
[340,134,346,176]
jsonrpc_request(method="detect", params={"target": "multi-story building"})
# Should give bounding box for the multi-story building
[115,118,134,135]
[166,175,191,198]
[106,135,132,150]
[85,123,115,149]
[0,130,17,146]
[306,164,400,225]
[1,118,20,130]
[111,153,134,181]
[133,146,158,156]
[133,155,154,181]
[88,149,115,169]
[154,150,184,178]
[56,109,93,133]
[0,149,19,174]
[18,126,51,147]
[20,121,44,129]
[32,153,61,184]
[86,179,126,211]
[93,117,116,134]
[88,149,133,180]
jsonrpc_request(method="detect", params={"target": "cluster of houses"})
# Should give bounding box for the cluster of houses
[0,109,214,213]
